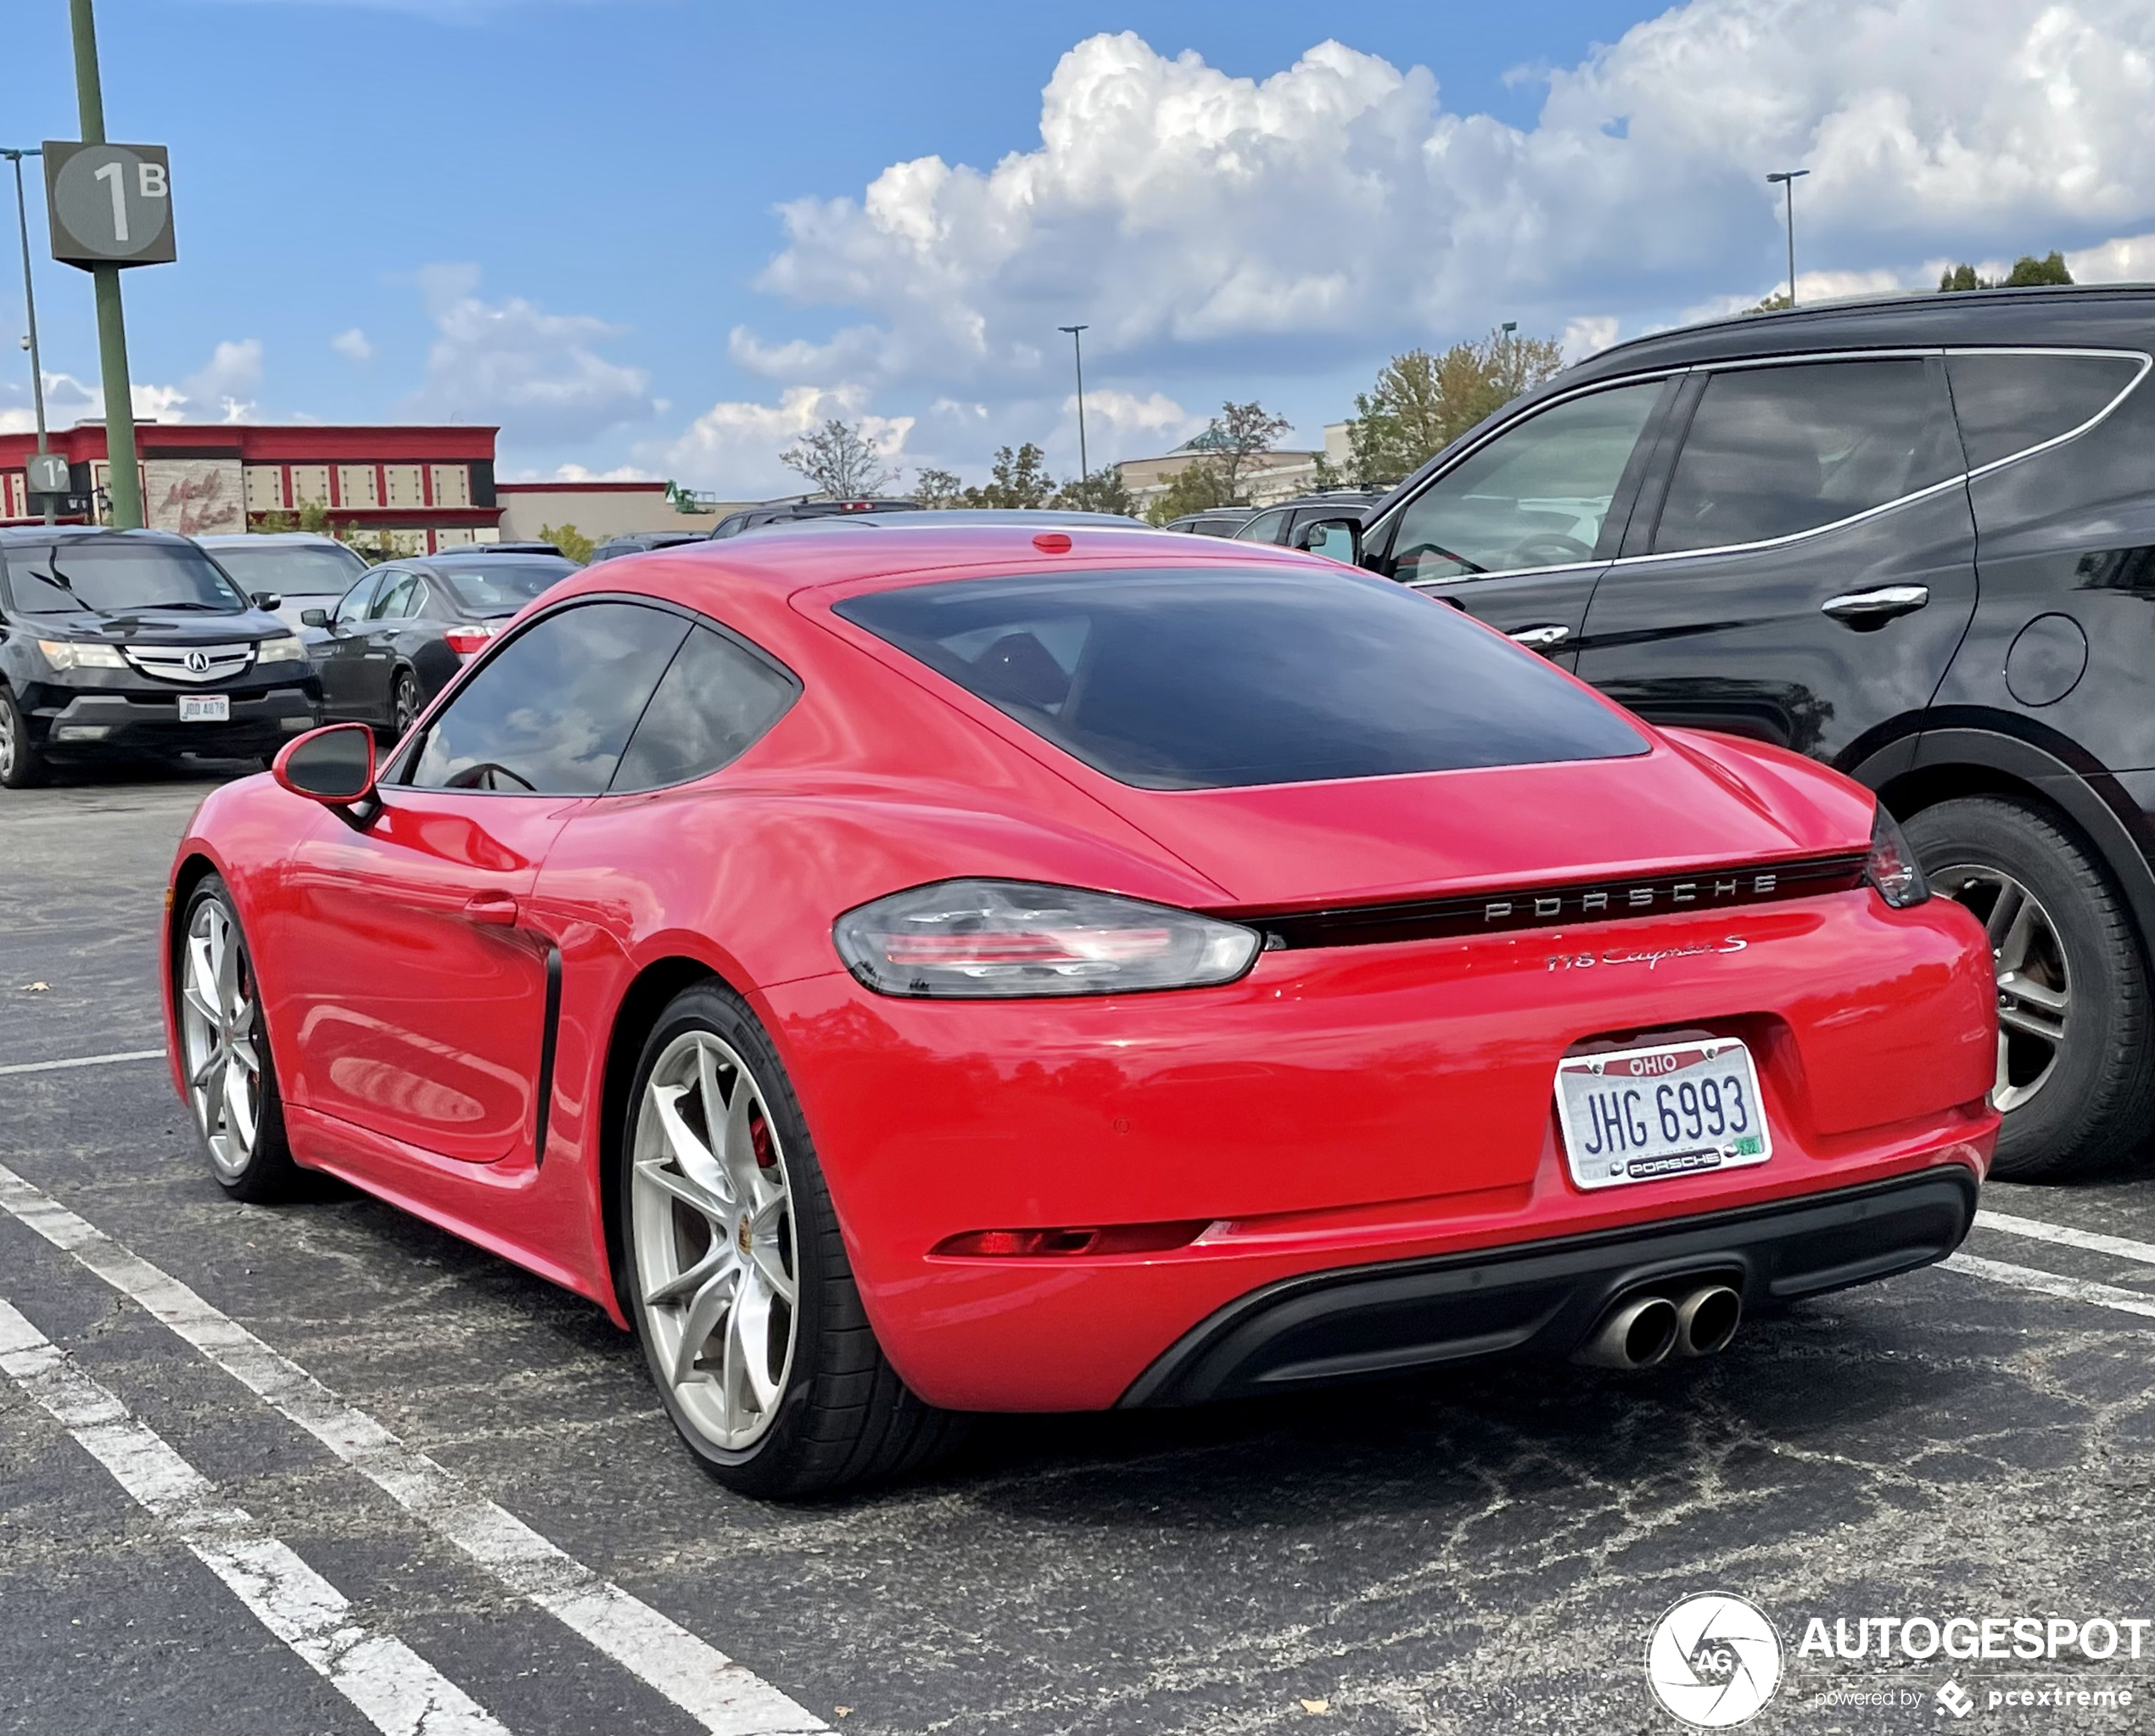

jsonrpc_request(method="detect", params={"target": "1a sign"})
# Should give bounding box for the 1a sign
[43,142,176,269]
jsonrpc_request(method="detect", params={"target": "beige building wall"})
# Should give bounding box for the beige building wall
[1115,448,1322,513]
[495,484,747,540]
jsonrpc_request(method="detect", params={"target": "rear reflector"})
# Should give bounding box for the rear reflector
[932,1220,1211,1258]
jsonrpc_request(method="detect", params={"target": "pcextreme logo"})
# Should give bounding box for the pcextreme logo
[1646,1593,1784,1728]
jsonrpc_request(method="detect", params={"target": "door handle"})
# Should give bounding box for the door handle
[1507,624,1573,649]
[462,892,518,926]
[1820,585,1929,624]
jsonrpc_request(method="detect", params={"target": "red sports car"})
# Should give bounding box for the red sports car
[163,522,1998,1496]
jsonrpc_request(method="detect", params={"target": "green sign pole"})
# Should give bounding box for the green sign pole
[69,0,141,529]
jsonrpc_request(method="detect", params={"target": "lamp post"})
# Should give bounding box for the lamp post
[1058,323,1089,483]
[3,147,53,524]
[1766,169,1810,307]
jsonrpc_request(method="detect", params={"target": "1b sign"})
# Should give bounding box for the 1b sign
[43,142,176,268]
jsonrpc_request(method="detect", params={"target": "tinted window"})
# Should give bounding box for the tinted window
[611,626,798,792]
[436,559,574,613]
[1390,381,1665,581]
[1946,352,2142,470]
[207,542,369,593]
[407,602,689,793]
[333,575,378,627]
[835,568,1646,790]
[1654,360,1961,553]
[1232,508,1291,545]
[2,539,249,614]
[369,572,418,619]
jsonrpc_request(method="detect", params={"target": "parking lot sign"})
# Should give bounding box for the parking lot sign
[42,141,175,268]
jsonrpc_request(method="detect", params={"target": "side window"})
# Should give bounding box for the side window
[1945,352,2143,470]
[404,579,442,618]
[1388,380,1666,582]
[610,625,799,792]
[406,602,690,794]
[1653,359,1961,554]
[368,571,417,619]
[333,574,378,627]
[1233,508,1290,545]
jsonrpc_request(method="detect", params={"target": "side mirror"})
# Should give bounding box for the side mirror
[299,608,329,628]
[250,591,283,612]
[272,723,378,809]
[1299,518,1362,563]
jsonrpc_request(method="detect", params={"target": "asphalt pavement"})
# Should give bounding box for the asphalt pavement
[3,767,2152,1736]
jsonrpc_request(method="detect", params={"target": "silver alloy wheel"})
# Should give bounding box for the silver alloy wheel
[1934,863,2071,1112]
[393,673,419,737]
[630,1029,798,1451]
[176,898,263,1182]
[0,701,15,781]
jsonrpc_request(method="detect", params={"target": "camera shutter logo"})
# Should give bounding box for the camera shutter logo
[1645,1593,1783,1727]
[186,650,210,675]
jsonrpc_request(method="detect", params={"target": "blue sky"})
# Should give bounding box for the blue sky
[4,0,2148,495]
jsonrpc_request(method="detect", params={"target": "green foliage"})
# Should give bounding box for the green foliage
[295,496,334,535]
[1939,251,2074,292]
[780,419,898,498]
[1052,466,1137,517]
[251,509,294,535]
[1753,289,1794,312]
[1342,330,1565,486]
[1187,400,1294,503]
[910,467,966,507]
[538,522,596,565]
[1144,458,1235,525]
[960,444,1058,509]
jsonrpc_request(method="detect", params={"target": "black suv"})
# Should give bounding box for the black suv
[708,498,921,538]
[0,528,320,786]
[1309,285,2154,1179]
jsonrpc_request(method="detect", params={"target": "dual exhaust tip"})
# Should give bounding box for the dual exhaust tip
[1573,1283,1743,1370]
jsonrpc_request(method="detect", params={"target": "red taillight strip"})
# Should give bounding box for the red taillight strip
[1245,853,1869,951]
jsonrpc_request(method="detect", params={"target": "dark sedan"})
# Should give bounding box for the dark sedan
[305,552,578,739]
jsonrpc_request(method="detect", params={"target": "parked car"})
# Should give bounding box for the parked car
[168,522,1994,1497]
[1161,507,1260,537]
[1230,490,1386,546]
[0,527,318,786]
[195,533,371,633]
[709,498,921,539]
[1298,284,2154,1179]
[304,551,579,740]
[590,532,708,563]
[741,508,1143,536]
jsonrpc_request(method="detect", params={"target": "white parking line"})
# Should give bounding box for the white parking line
[0,1294,511,1736]
[0,1159,826,1736]
[1944,1252,2155,1320]
[1975,1209,2155,1269]
[0,1049,164,1078]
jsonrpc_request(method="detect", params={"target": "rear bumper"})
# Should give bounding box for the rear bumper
[31,685,320,757]
[1121,1167,1979,1406]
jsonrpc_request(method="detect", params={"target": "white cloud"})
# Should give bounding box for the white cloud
[406,263,657,442]
[1561,316,1620,361]
[1,341,265,431]
[648,383,915,496]
[735,3,2151,393]
[331,327,373,363]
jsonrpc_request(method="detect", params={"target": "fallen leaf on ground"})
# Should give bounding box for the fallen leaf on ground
[24,983,49,993]
[1299,1700,1329,1716]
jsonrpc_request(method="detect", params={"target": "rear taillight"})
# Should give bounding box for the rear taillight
[444,625,497,658]
[1865,806,1930,909]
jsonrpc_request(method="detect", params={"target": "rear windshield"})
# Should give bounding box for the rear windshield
[2,540,249,615]
[437,560,573,613]
[204,542,367,596]
[834,566,1648,789]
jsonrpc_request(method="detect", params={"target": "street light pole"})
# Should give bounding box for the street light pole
[1766,169,1810,307]
[1058,323,1089,483]
[69,0,143,529]
[3,148,53,524]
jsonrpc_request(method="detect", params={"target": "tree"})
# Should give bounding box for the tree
[1939,251,2074,292]
[911,467,966,507]
[1186,400,1294,504]
[1342,329,1564,486]
[961,443,1057,509]
[779,419,898,498]
[1752,289,1794,312]
[251,509,294,535]
[1144,459,1234,525]
[1054,466,1137,517]
[539,522,596,564]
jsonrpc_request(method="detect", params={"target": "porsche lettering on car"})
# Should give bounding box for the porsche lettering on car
[162,521,1999,1497]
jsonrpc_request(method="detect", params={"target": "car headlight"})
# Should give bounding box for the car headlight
[36,639,126,671]
[255,636,307,664]
[833,878,1262,999]
[1865,805,1929,909]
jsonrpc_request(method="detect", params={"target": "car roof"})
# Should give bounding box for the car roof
[740,508,1142,535]
[0,524,199,547]
[193,532,355,548]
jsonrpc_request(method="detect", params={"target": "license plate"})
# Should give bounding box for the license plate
[178,695,230,723]
[1555,1038,1771,1190]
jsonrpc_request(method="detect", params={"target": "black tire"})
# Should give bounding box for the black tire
[0,685,47,789]
[174,875,306,1202]
[390,669,422,740]
[1903,795,2155,1179]
[618,980,964,1498]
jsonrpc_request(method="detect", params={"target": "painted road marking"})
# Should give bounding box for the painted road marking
[1976,1209,2155,1270]
[0,1048,164,1078]
[1943,1252,2155,1321]
[0,1293,512,1736]
[0,1159,826,1736]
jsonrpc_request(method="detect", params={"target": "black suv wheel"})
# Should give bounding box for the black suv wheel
[1904,795,2155,1179]
[0,686,46,789]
